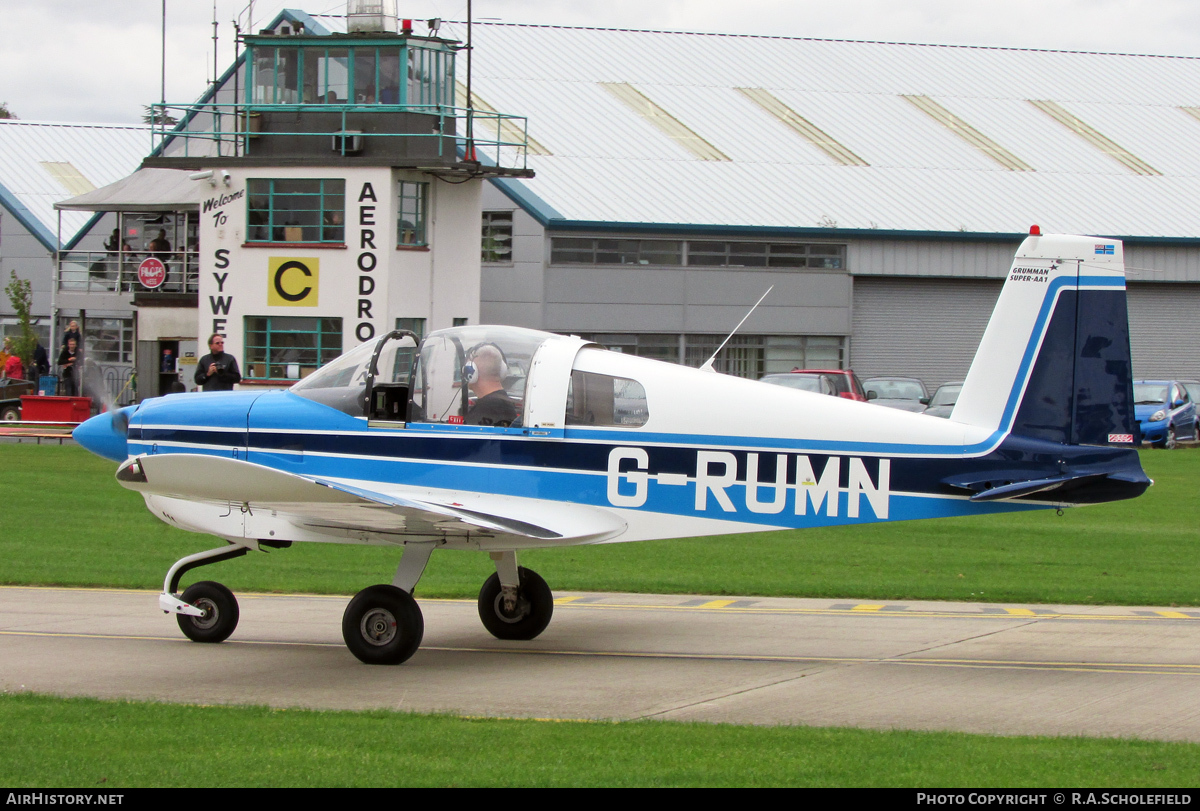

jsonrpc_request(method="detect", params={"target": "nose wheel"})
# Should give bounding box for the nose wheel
[176,581,240,643]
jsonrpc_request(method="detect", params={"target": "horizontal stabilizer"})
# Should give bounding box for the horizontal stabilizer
[966,473,1106,502]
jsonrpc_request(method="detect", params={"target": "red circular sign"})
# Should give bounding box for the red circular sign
[138,257,167,289]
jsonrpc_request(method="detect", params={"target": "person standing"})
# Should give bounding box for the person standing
[62,320,81,348]
[4,344,23,380]
[32,342,49,379]
[57,337,80,396]
[194,334,242,392]
[148,229,172,261]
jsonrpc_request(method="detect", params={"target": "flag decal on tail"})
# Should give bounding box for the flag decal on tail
[1095,244,1115,254]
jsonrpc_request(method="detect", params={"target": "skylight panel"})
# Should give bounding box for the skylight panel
[456,83,553,157]
[39,161,96,195]
[902,95,1033,172]
[600,83,730,162]
[1028,100,1160,176]
[736,87,867,167]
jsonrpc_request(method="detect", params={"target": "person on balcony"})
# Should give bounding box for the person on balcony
[148,230,172,262]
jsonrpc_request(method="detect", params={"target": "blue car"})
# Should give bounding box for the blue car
[1133,380,1198,449]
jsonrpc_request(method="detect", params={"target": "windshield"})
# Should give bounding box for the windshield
[291,331,418,416]
[928,384,962,408]
[1133,383,1168,405]
[865,379,925,400]
[761,374,827,394]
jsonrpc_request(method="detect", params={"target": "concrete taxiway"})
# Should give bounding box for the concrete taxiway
[3,585,1200,741]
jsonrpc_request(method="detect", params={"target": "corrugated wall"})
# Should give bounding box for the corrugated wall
[852,277,1200,392]
[851,277,1002,388]
[1128,283,1200,379]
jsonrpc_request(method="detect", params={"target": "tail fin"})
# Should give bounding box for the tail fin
[952,233,1136,447]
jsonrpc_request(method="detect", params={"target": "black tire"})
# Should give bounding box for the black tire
[342,585,424,665]
[0,405,19,422]
[478,566,553,641]
[177,581,239,643]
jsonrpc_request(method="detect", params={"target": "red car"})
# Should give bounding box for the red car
[789,368,868,401]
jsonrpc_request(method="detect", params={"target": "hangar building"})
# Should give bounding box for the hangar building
[7,9,1199,404]
[462,22,1200,385]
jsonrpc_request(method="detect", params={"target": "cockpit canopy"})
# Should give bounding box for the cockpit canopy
[291,325,551,426]
[292,325,651,430]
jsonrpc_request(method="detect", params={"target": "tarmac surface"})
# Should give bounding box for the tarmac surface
[3,585,1200,741]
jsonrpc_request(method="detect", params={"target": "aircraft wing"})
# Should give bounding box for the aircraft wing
[116,453,626,544]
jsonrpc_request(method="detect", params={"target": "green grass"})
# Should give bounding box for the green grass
[2,693,1198,787]
[1,444,1197,605]
[4,444,1200,787]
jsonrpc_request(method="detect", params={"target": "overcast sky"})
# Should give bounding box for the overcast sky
[3,0,1199,124]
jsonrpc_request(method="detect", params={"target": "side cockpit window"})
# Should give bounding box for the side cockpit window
[566,371,648,427]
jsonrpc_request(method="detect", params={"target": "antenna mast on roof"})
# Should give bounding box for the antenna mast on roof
[160,0,166,109]
[465,0,475,161]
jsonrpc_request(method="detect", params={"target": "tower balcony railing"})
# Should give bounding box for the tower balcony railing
[57,250,200,295]
[148,102,532,171]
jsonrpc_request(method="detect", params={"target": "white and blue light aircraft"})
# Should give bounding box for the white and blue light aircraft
[74,231,1150,664]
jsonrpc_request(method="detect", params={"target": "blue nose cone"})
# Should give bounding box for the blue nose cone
[73,407,132,462]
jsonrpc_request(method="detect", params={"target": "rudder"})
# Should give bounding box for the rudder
[951,232,1136,447]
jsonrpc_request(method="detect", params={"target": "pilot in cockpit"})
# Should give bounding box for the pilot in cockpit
[464,344,517,427]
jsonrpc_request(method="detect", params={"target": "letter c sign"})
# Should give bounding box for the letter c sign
[268,257,319,306]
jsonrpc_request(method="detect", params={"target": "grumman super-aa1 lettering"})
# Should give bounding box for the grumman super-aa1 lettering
[606,447,891,519]
[1009,266,1050,283]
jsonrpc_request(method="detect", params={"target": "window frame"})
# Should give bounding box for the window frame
[549,237,845,269]
[481,211,514,263]
[397,181,430,248]
[245,178,346,246]
[243,315,343,382]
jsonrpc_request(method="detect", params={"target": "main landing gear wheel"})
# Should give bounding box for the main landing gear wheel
[478,566,553,641]
[177,581,240,643]
[342,585,424,665]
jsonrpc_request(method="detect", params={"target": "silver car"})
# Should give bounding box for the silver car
[863,376,929,413]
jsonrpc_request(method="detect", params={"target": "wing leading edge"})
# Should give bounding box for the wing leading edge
[116,453,627,545]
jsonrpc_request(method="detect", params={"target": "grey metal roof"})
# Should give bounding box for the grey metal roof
[0,120,151,249]
[446,22,1200,239]
[55,167,200,213]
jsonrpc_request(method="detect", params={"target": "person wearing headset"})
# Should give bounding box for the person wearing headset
[464,343,517,427]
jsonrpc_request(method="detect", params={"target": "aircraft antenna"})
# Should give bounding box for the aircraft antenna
[699,286,773,373]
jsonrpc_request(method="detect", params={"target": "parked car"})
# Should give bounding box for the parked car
[759,372,838,396]
[862,376,930,412]
[790,368,868,401]
[1181,380,1200,408]
[0,376,35,421]
[1133,379,1198,449]
[923,381,964,418]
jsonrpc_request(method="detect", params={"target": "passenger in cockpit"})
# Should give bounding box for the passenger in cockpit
[465,344,517,427]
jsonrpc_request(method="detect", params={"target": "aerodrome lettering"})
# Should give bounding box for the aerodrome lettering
[606,448,890,519]
[355,183,379,342]
[211,260,232,334]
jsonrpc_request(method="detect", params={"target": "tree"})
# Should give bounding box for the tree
[141,105,178,127]
[0,101,16,120]
[4,271,36,370]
